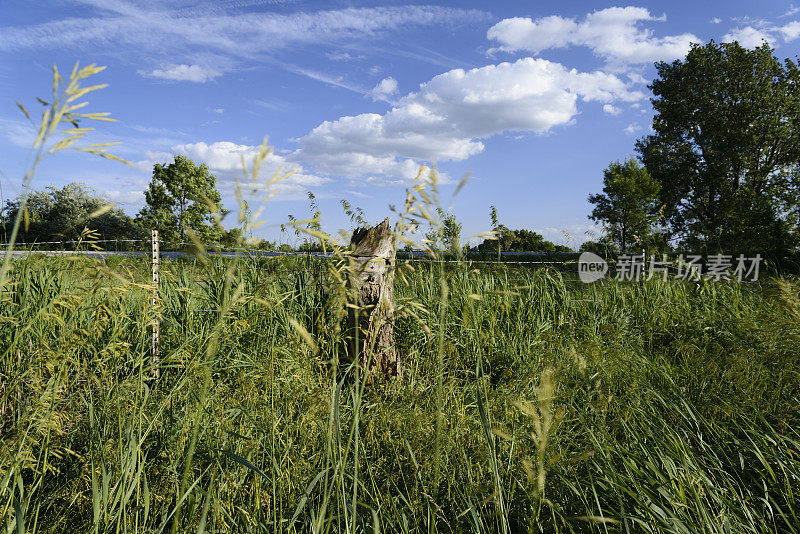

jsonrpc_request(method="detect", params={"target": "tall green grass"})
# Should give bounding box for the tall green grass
[2,61,799,533]
[1,253,798,533]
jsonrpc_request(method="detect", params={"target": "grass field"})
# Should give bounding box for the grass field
[1,252,799,533]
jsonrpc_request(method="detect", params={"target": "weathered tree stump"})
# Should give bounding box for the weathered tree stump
[347,218,398,381]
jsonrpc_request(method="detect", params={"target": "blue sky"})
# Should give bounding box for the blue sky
[2,1,800,247]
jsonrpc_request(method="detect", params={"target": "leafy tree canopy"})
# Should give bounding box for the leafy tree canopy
[425,207,463,254]
[136,155,224,245]
[588,158,662,252]
[477,226,570,253]
[636,40,800,254]
[1,182,144,244]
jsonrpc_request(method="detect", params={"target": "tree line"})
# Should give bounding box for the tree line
[584,40,800,260]
[0,154,568,253]
[0,155,262,249]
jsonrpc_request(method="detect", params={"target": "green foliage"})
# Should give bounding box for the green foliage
[441,209,462,255]
[5,56,800,534]
[425,207,463,254]
[637,40,800,254]
[478,206,570,254]
[578,239,612,255]
[136,155,224,244]
[490,205,502,259]
[477,225,570,253]
[588,158,662,252]
[252,238,278,251]
[2,61,127,288]
[1,256,798,533]
[1,182,144,244]
[218,227,244,249]
[340,199,367,228]
[282,192,327,252]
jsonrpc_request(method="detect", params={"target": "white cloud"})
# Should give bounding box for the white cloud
[627,72,648,85]
[369,77,399,101]
[130,124,185,137]
[723,20,800,47]
[710,17,722,24]
[253,99,286,112]
[105,189,145,206]
[603,104,622,115]
[723,26,774,47]
[780,21,800,41]
[213,108,224,115]
[537,224,602,247]
[345,189,372,199]
[281,64,370,96]
[624,123,642,135]
[782,6,800,18]
[326,51,364,61]
[0,4,487,80]
[487,7,700,67]
[0,118,36,148]
[139,64,221,83]
[288,57,644,183]
[140,141,332,198]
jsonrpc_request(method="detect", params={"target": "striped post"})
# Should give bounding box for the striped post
[151,229,161,379]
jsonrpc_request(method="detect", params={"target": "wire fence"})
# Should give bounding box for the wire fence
[4,231,781,361]
[1,234,776,285]
[1,230,781,387]
[1,237,585,264]
[1,237,570,256]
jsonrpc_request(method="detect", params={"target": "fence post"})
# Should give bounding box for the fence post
[151,229,161,379]
[347,218,397,381]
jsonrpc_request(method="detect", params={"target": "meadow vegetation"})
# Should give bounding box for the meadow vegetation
[2,56,800,534]
[1,250,798,532]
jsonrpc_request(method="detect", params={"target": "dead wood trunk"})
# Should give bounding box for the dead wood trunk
[347,218,397,380]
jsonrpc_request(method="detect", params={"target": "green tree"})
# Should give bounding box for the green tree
[137,155,224,244]
[441,209,463,255]
[424,208,463,255]
[477,226,570,253]
[637,40,800,254]
[477,206,513,257]
[490,205,502,260]
[513,229,545,251]
[219,227,243,249]
[588,158,662,252]
[579,240,611,256]
[1,182,144,244]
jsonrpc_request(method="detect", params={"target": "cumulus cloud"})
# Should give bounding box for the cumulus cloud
[487,7,699,67]
[723,26,774,47]
[288,57,644,183]
[603,104,622,115]
[780,21,800,40]
[140,141,331,198]
[369,77,399,101]
[723,20,800,47]
[139,64,221,83]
